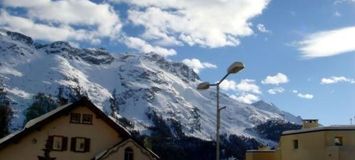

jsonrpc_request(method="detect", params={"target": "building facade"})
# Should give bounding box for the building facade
[246,150,278,160]
[246,120,355,160]
[0,97,159,160]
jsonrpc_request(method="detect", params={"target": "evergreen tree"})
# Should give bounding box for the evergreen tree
[56,87,68,106]
[252,120,302,142]
[109,89,119,118]
[24,93,59,124]
[0,81,13,138]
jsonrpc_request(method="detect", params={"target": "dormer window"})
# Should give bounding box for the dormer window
[70,113,81,124]
[124,147,134,160]
[70,113,93,125]
[82,114,93,124]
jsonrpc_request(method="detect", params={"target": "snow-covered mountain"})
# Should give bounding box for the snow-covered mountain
[0,29,301,141]
[252,100,302,124]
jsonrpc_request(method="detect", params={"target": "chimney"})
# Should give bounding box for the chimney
[302,119,319,129]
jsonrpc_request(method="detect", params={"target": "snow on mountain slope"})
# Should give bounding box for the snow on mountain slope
[252,100,302,124]
[0,29,301,140]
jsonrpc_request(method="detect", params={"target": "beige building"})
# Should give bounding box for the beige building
[246,150,277,160]
[0,97,159,160]
[246,119,355,160]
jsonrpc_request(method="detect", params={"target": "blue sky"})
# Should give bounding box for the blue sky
[0,0,355,125]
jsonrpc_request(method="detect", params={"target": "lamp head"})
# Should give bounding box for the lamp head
[227,62,244,74]
[197,82,210,90]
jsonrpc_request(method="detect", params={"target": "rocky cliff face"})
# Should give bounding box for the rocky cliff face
[0,29,301,142]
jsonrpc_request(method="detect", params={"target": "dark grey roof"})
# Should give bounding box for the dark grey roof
[283,125,355,135]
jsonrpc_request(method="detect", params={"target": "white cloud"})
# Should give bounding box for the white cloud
[297,93,314,99]
[267,87,285,95]
[0,10,94,42]
[257,24,270,33]
[298,26,355,58]
[114,0,270,48]
[220,79,261,94]
[334,11,342,17]
[292,90,313,99]
[220,79,239,91]
[195,77,262,104]
[334,0,355,4]
[236,79,262,94]
[182,58,217,73]
[320,76,355,84]
[230,93,260,104]
[220,79,261,104]
[124,36,176,57]
[1,0,121,43]
[261,73,289,85]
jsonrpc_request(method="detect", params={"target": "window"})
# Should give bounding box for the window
[334,137,343,146]
[48,136,68,151]
[124,147,134,160]
[70,113,93,125]
[293,140,299,149]
[82,114,93,124]
[70,113,81,124]
[71,137,90,152]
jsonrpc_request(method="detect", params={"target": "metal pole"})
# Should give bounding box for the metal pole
[216,72,229,160]
[216,84,220,160]
[351,118,353,125]
[197,62,243,160]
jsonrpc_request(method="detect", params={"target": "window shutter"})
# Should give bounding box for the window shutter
[62,137,68,151]
[47,136,54,150]
[70,137,76,151]
[84,138,90,152]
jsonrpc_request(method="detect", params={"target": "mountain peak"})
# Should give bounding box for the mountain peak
[143,52,200,82]
[35,41,115,65]
[252,100,302,124]
[253,100,275,107]
[38,41,74,54]
[49,41,72,49]
[0,29,33,46]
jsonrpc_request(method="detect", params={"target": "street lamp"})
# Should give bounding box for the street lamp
[197,61,244,160]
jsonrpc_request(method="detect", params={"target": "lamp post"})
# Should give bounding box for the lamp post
[197,61,244,160]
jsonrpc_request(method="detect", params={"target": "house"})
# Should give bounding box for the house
[0,97,159,160]
[246,119,355,160]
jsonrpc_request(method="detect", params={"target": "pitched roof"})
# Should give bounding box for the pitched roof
[282,125,355,135]
[0,97,132,149]
[94,138,160,160]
